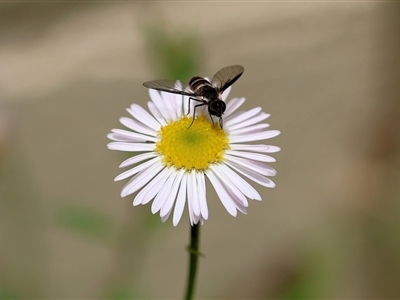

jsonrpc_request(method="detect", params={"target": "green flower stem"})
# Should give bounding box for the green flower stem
[184,223,201,300]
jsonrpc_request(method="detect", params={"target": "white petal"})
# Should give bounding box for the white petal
[133,167,171,206]
[107,142,155,152]
[110,129,158,142]
[151,169,178,214]
[225,150,276,163]
[108,131,156,142]
[229,130,281,143]
[216,163,261,200]
[107,133,131,142]
[210,165,248,207]
[189,171,200,216]
[115,156,161,181]
[127,104,161,131]
[121,162,164,197]
[149,89,173,121]
[171,84,186,117]
[148,101,167,126]
[160,169,185,217]
[173,81,185,118]
[160,91,178,121]
[225,160,276,188]
[192,214,203,225]
[186,171,204,225]
[149,88,163,106]
[222,185,248,214]
[195,172,208,220]
[229,144,281,153]
[173,172,188,226]
[228,123,270,136]
[119,117,157,137]
[161,211,172,223]
[119,152,158,168]
[161,196,179,223]
[224,154,277,176]
[235,204,248,214]
[225,107,262,127]
[224,97,245,117]
[187,181,195,226]
[221,86,231,101]
[148,88,163,107]
[227,113,270,131]
[206,170,237,216]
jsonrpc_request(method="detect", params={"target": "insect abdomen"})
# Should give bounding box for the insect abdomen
[189,76,210,92]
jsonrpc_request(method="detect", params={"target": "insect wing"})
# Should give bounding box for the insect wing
[211,65,244,92]
[143,80,193,96]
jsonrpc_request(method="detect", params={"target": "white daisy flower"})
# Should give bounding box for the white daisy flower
[107,85,280,226]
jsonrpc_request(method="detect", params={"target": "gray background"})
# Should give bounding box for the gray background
[1,2,399,299]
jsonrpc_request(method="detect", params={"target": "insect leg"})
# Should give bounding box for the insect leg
[207,111,215,127]
[219,117,223,129]
[187,97,203,115]
[188,102,206,129]
[206,113,223,129]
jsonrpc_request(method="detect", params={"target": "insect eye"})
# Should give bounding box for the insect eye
[209,100,226,117]
[215,101,226,110]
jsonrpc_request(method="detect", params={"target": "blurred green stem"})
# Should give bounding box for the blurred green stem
[184,223,200,300]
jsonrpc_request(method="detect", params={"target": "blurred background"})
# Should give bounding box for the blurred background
[1,2,400,299]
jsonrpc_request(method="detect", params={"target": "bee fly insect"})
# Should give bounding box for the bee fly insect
[143,65,244,129]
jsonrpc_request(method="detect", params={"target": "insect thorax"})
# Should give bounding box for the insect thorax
[189,77,219,100]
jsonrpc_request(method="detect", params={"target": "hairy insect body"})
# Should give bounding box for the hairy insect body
[189,77,218,100]
[189,76,225,123]
[143,65,244,129]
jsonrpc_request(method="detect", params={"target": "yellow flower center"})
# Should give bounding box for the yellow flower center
[155,115,229,171]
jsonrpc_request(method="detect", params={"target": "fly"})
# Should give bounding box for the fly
[143,65,244,129]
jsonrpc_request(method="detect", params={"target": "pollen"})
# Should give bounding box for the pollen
[155,115,229,171]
